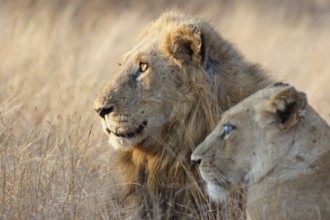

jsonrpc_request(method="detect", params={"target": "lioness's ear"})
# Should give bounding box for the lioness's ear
[165,24,202,65]
[261,87,307,130]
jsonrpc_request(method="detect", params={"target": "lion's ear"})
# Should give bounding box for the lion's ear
[165,24,202,65]
[261,86,307,131]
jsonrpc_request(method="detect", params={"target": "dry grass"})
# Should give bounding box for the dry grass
[0,0,329,218]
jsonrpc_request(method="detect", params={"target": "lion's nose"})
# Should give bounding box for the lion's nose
[191,154,202,165]
[94,105,114,118]
[93,92,116,118]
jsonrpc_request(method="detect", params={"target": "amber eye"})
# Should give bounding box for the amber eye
[139,62,149,72]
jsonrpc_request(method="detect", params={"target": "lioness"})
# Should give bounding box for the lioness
[192,83,330,219]
[93,10,271,219]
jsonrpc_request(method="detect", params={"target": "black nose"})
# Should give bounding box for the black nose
[95,106,114,118]
[191,158,202,165]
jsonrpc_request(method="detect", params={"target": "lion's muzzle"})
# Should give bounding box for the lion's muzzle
[109,121,147,138]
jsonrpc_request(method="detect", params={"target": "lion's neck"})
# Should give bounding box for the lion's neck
[247,150,330,219]
[272,106,330,181]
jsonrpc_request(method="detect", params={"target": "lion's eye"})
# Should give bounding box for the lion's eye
[222,123,236,139]
[139,62,149,72]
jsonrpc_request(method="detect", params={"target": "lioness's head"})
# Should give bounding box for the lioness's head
[191,83,307,202]
[93,11,269,152]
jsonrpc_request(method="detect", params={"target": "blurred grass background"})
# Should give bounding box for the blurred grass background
[0,0,329,218]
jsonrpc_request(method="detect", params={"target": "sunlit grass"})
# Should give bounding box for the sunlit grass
[0,0,329,218]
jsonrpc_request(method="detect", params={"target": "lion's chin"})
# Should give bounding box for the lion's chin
[108,133,146,151]
[206,182,229,203]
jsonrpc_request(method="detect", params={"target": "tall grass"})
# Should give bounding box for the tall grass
[0,0,329,218]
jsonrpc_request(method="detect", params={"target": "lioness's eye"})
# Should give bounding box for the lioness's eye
[139,62,149,72]
[222,123,236,139]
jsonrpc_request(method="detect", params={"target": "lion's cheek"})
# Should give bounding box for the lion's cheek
[147,105,173,129]
[148,114,168,128]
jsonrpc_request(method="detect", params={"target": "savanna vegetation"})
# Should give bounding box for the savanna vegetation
[0,0,329,218]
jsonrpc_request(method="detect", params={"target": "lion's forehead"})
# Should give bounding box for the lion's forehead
[123,34,161,62]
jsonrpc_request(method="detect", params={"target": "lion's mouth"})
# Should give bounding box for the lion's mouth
[201,171,231,189]
[106,121,147,139]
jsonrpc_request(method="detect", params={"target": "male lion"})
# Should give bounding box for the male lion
[192,83,330,220]
[93,10,271,219]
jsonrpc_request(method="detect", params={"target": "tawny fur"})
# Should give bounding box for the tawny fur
[192,83,330,220]
[93,10,272,219]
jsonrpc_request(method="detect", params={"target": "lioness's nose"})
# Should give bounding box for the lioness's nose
[191,154,202,165]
